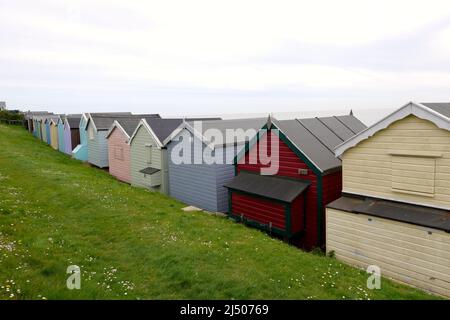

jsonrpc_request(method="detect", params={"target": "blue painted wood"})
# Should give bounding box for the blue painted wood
[86,121,109,168]
[167,130,244,212]
[73,115,88,161]
[45,121,51,144]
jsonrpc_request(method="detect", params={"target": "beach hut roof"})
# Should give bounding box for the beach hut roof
[335,101,450,157]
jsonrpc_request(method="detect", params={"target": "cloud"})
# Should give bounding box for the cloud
[1,0,450,114]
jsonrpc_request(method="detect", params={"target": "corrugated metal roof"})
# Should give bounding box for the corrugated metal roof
[298,118,344,153]
[276,115,366,173]
[421,103,450,118]
[335,115,367,133]
[224,171,309,202]
[317,116,359,140]
[328,195,450,233]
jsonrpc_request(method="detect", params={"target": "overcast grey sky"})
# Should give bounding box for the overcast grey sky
[1,0,450,118]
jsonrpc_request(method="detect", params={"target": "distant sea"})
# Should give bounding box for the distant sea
[171,107,397,127]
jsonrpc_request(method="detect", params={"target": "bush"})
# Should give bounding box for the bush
[0,110,24,121]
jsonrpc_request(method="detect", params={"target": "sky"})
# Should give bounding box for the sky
[1,0,450,122]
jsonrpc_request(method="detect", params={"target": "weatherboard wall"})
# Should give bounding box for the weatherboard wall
[326,208,450,298]
[130,125,164,192]
[45,121,51,144]
[108,127,132,183]
[234,130,343,249]
[41,121,46,142]
[342,115,450,210]
[58,121,65,152]
[86,122,109,168]
[50,122,59,150]
[167,129,245,212]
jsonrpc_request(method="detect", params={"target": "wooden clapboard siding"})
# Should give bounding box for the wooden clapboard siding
[63,121,72,154]
[232,193,287,229]
[108,128,132,183]
[50,122,59,150]
[41,122,47,142]
[236,131,325,248]
[86,121,109,168]
[57,121,65,152]
[343,115,450,210]
[326,208,450,297]
[130,125,163,192]
[167,129,240,212]
[45,122,51,144]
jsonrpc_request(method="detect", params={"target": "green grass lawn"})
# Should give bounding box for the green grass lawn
[0,124,437,300]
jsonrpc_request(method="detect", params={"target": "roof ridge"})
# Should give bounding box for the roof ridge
[295,118,335,155]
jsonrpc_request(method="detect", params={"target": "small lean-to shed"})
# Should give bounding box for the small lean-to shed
[327,102,450,297]
[85,113,157,168]
[129,118,185,193]
[63,115,81,155]
[50,118,60,150]
[166,118,266,212]
[225,114,366,249]
[72,114,89,161]
[57,117,66,152]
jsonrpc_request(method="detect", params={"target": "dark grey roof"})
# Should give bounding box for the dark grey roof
[421,103,450,118]
[313,116,357,141]
[327,195,450,233]
[224,171,310,203]
[115,117,145,136]
[187,118,267,145]
[89,113,134,130]
[139,167,160,175]
[145,118,184,143]
[66,116,81,128]
[276,115,366,173]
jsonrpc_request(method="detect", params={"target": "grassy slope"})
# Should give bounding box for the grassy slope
[0,124,436,300]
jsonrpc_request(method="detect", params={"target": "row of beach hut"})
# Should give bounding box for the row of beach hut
[25,102,450,297]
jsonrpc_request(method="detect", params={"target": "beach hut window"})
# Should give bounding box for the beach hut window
[391,155,436,196]
[114,146,124,161]
[146,144,153,164]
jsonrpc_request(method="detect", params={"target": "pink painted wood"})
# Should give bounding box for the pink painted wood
[107,127,131,183]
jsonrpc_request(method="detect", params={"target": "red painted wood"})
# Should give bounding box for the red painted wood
[232,130,342,250]
[232,193,286,230]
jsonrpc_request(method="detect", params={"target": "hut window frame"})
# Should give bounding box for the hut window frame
[390,154,437,197]
[114,146,124,161]
[145,144,153,164]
